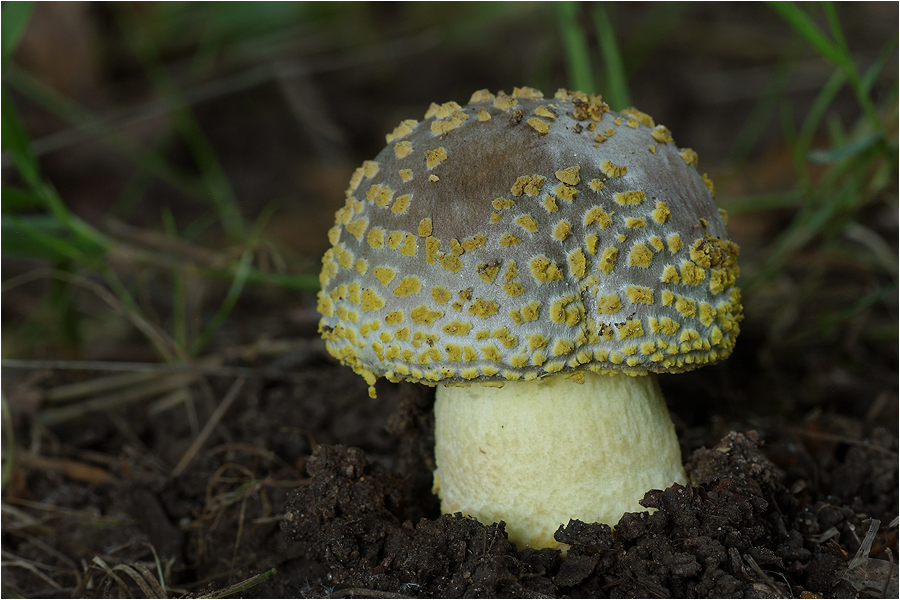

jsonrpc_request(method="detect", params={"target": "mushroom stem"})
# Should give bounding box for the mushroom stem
[432,371,687,550]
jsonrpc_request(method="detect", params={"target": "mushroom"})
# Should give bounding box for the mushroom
[317,87,741,550]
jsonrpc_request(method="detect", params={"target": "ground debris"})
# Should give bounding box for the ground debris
[281,432,879,598]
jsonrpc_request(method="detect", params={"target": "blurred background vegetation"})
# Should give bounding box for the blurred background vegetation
[2,1,897,419]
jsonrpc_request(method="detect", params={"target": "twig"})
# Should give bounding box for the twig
[172,378,246,477]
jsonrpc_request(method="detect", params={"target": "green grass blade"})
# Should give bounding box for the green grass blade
[556,2,594,93]
[189,251,253,356]
[766,1,841,64]
[591,4,630,109]
[1,1,34,63]
[1,88,40,186]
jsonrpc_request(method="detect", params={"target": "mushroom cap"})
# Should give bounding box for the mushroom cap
[317,87,741,390]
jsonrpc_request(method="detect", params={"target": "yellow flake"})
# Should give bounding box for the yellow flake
[429,174,439,182]
[617,319,644,339]
[400,234,416,257]
[667,233,683,254]
[554,183,578,202]
[625,285,654,304]
[363,160,380,178]
[477,261,502,283]
[552,220,572,241]
[555,165,581,185]
[492,197,515,210]
[512,86,543,99]
[410,305,443,325]
[493,95,519,110]
[477,109,491,121]
[384,310,404,325]
[391,194,411,214]
[425,237,440,264]
[510,174,545,197]
[465,233,488,252]
[599,247,618,274]
[661,265,680,283]
[680,261,706,285]
[425,146,448,169]
[438,254,462,273]
[702,173,715,196]
[387,230,403,249]
[468,297,499,318]
[567,248,587,279]
[490,212,502,223]
[527,334,548,350]
[346,167,365,196]
[649,236,664,251]
[597,294,621,314]
[613,190,645,205]
[442,320,473,336]
[661,290,675,306]
[651,125,673,144]
[373,266,396,286]
[480,344,502,362]
[527,118,551,134]
[675,296,696,317]
[589,178,605,191]
[418,218,433,237]
[399,169,413,182]
[361,288,385,312]
[354,258,368,275]
[499,232,521,247]
[431,286,450,304]
[620,107,655,127]
[514,215,539,233]
[460,367,480,380]
[680,148,698,166]
[385,120,417,143]
[600,160,627,177]
[651,201,671,224]
[572,98,609,121]
[542,195,559,213]
[625,217,646,228]
[585,233,599,255]
[553,339,574,356]
[469,89,495,103]
[535,106,557,119]
[346,217,368,240]
[628,243,654,268]
[430,110,468,135]
[393,276,422,297]
[626,117,639,128]
[520,301,541,321]
[529,256,563,283]
[503,281,524,297]
[394,141,412,159]
[699,302,716,327]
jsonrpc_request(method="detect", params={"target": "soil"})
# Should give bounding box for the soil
[3,353,897,598]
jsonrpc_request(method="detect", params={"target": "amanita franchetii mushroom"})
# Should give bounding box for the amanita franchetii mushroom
[317,87,741,550]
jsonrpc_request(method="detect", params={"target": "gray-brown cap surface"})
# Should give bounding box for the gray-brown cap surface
[317,87,741,395]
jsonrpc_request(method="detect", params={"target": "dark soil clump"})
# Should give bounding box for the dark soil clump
[281,431,893,598]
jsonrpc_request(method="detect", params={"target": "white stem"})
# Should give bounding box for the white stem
[433,371,686,550]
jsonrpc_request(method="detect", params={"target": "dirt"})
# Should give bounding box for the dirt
[3,354,897,598]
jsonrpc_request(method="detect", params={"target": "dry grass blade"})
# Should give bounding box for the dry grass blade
[44,370,161,403]
[37,372,200,427]
[195,567,277,599]
[75,555,169,599]
[0,549,66,591]
[17,450,118,484]
[172,378,245,477]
